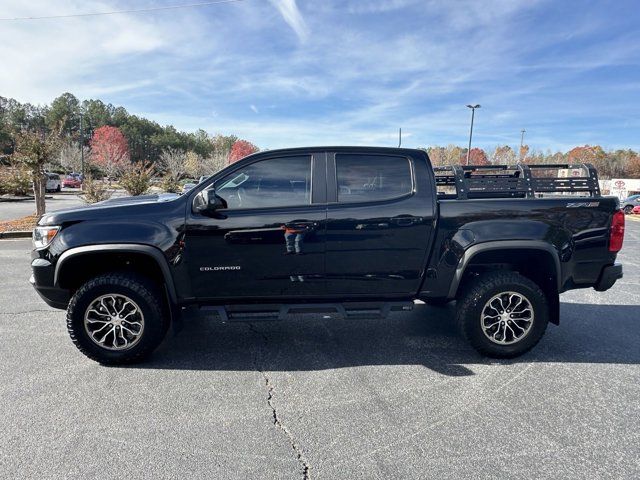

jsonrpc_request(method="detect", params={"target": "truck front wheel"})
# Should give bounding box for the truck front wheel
[66,273,169,365]
[456,271,549,358]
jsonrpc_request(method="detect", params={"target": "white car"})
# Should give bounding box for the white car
[45,173,61,192]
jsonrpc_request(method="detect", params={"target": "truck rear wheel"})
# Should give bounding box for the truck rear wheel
[456,271,549,358]
[66,273,169,365]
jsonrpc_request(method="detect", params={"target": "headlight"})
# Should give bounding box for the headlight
[33,226,60,249]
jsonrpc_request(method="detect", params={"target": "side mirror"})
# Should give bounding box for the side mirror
[193,189,227,215]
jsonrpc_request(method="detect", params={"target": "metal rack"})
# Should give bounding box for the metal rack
[433,163,601,199]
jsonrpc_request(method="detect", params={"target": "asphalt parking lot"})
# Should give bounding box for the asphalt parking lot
[0,221,638,479]
[0,191,85,221]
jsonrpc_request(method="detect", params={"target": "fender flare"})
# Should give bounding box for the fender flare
[447,240,562,299]
[54,244,178,305]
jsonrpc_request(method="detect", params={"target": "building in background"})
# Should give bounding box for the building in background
[605,179,640,199]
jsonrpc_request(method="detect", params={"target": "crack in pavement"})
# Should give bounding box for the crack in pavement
[0,309,58,315]
[248,323,311,480]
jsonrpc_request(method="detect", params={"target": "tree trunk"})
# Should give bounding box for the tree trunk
[33,171,46,217]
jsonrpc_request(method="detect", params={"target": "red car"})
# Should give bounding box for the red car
[632,205,640,214]
[62,176,82,188]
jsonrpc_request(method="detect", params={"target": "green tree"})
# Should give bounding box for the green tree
[188,129,214,158]
[81,99,115,132]
[46,93,80,137]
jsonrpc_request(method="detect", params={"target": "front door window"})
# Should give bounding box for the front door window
[214,156,311,209]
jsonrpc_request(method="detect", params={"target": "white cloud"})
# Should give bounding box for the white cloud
[1,0,637,152]
[268,0,309,42]
[0,0,172,103]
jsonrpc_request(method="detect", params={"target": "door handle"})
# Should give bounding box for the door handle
[392,216,419,226]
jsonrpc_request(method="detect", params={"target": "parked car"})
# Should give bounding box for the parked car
[30,147,624,364]
[632,205,640,214]
[45,173,61,192]
[62,175,82,188]
[621,194,640,214]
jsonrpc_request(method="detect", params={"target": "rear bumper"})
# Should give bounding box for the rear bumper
[30,258,70,309]
[594,263,623,292]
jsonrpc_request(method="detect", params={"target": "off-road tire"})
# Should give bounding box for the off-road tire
[67,273,169,365]
[456,271,549,358]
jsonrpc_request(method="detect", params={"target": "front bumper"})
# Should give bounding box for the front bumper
[30,258,70,309]
[594,263,623,292]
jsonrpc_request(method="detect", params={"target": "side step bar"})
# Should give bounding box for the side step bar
[200,301,414,322]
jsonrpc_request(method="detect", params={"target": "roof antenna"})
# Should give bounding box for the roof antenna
[398,127,402,147]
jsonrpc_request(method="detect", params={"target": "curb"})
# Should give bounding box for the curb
[0,230,32,239]
[0,196,33,203]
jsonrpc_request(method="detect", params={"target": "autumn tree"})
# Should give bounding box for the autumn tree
[184,151,204,178]
[491,145,516,164]
[425,146,445,166]
[211,134,237,158]
[203,153,228,175]
[567,145,612,177]
[445,145,465,166]
[90,126,129,178]
[58,141,88,173]
[468,147,489,165]
[13,131,61,216]
[568,145,597,163]
[627,156,640,178]
[228,139,258,164]
[184,151,228,179]
[606,149,635,178]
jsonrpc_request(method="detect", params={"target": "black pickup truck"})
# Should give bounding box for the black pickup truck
[30,147,625,364]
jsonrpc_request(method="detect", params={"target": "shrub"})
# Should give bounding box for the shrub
[0,166,31,196]
[160,175,181,193]
[80,176,112,204]
[119,162,154,196]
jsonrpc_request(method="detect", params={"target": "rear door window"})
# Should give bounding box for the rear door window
[335,154,412,203]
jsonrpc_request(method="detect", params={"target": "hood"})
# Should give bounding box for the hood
[97,193,180,206]
[38,192,182,226]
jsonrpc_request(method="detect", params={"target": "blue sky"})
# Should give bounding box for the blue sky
[1,0,639,152]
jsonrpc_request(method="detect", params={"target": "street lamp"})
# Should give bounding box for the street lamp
[465,104,480,166]
[79,113,85,177]
[520,129,526,160]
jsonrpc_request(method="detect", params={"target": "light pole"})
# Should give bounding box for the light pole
[466,104,480,165]
[520,129,526,160]
[79,113,85,177]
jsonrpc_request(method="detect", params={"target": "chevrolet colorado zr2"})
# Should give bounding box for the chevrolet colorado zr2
[30,147,625,364]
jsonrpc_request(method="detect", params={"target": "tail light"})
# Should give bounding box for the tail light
[609,210,625,252]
